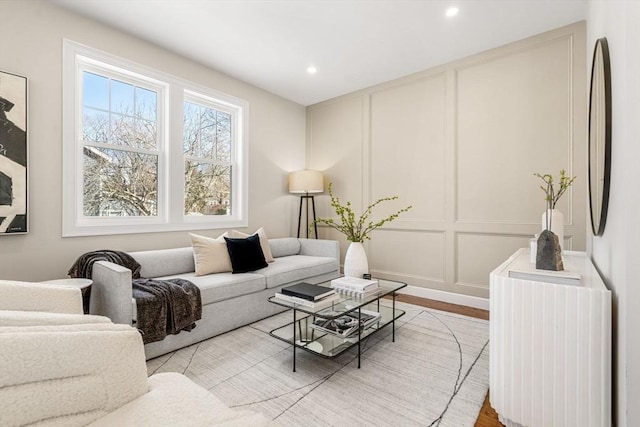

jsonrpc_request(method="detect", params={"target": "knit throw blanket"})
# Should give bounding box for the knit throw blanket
[68,250,201,344]
[133,278,202,344]
[68,249,142,280]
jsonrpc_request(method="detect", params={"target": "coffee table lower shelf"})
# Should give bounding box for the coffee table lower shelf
[269,303,405,371]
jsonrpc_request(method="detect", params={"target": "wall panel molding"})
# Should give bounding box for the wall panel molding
[308,22,587,299]
[455,33,579,225]
[369,73,447,223]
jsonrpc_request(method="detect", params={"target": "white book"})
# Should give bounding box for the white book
[332,287,381,298]
[273,292,341,309]
[330,277,378,292]
[508,269,581,286]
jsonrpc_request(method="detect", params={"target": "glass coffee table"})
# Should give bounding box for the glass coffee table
[268,279,407,371]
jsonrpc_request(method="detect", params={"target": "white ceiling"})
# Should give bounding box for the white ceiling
[51,0,586,106]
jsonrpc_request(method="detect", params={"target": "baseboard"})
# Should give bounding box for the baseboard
[398,285,490,310]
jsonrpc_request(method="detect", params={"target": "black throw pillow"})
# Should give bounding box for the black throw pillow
[224,234,268,273]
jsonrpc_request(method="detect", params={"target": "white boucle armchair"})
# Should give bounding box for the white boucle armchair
[0,280,269,427]
[0,279,85,314]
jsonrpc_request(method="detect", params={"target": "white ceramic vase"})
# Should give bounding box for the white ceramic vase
[344,242,369,278]
[541,209,564,251]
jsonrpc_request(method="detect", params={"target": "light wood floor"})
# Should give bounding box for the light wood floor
[392,294,504,427]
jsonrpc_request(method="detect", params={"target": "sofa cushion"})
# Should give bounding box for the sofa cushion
[131,247,194,278]
[189,233,232,276]
[155,272,265,305]
[256,255,338,289]
[224,234,268,273]
[229,227,275,262]
[268,238,301,258]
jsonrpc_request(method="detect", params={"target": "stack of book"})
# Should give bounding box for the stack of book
[274,282,340,310]
[330,276,379,298]
[310,308,381,339]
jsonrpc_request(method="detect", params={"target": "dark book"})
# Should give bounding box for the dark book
[281,282,336,301]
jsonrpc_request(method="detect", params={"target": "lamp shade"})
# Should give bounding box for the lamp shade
[289,170,324,194]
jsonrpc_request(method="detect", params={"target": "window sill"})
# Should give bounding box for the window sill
[62,218,248,237]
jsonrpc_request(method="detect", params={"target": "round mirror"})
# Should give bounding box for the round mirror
[588,37,612,236]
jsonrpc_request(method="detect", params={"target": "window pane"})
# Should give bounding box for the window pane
[215,111,232,162]
[183,102,200,156]
[200,109,215,157]
[83,107,109,142]
[184,162,231,216]
[82,72,158,150]
[111,79,134,115]
[109,114,137,147]
[136,119,157,150]
[183,101,232,161]
[135,87,156,121]
[83,147,158,217]
[82,72,109,110]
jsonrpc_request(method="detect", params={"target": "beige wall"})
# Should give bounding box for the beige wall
[0,1,306,281]
[587,1,640,425]
[308,22,587,299]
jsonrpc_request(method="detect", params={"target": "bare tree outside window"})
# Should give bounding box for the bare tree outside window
[183,101,232,216]
[80,71,237,220]
[83,147,158,216]
[64,41,248,236]
[81,72,159,217]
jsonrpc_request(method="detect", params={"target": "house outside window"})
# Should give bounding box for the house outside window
[63,40,248,236]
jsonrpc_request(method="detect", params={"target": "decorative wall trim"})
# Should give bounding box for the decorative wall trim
[308,22,587,299]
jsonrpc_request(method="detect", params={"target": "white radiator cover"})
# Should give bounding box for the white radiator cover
[490,249,611,427]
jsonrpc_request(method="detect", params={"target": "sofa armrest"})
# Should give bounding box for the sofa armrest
[91,261,134,325]
[0,280,83,314]
[298,239,340,276]
[298,238,340,259]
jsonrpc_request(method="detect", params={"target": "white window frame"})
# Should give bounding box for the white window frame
[182,90,243,223]
[62,40,249,236]
[75,60,168,226]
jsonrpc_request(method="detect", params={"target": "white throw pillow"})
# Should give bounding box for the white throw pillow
[229,227,275,262]
[189,233,232,276]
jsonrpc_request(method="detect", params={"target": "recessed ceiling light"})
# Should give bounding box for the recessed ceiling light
[446,6,459,17]
[307,66,317,75]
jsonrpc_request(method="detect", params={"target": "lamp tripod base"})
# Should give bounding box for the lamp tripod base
[297,194,318,238]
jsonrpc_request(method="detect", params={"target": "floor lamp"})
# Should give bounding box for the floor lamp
[289,170,324,238]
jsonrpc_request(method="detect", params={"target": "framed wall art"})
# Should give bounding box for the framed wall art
[0,71,28,234]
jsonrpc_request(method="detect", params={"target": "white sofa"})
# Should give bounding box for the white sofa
[90,237,340,359]
[0,280,269,427]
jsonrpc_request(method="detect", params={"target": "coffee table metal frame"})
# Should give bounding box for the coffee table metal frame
[268,279,407,372]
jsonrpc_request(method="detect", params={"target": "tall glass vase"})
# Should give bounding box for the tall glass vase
[541,209,564,251]
[344,242,369,278]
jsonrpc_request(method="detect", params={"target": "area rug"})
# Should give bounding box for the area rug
[147,301,489,426]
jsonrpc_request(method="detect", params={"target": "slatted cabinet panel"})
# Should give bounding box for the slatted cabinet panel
[490,249,611,427]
